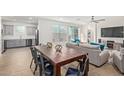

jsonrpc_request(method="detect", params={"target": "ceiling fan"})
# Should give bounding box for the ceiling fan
[90,16,105,23]
[88,16,105,42]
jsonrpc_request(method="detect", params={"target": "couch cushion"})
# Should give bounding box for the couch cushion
[113,50,122,60]
[99,44,105,51]
[90,42,105,51]
[80,44,100,50]
[66,42,78,47]
[120,48,124,56]
[90,42,99,45]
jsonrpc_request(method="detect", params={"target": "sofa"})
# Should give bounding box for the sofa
[66,42,110,67]
[113,48,124,73]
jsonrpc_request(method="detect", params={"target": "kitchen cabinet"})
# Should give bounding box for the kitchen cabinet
[4,39,35,49]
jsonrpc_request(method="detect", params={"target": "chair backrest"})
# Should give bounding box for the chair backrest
[33,47,46,75]
[79,55,89,76]
[32,47,40,65]
[30,47,35,59]
[38,53,46,76]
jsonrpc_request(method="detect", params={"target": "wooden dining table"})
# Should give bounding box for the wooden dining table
[35,45,89,76]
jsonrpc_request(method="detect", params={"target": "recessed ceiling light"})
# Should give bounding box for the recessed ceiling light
[29,17,33,20]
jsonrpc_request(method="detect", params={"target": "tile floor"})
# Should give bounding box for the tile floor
[0,47,123,76]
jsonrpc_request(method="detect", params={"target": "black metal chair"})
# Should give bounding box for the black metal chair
[30,47,41,74]
[30,47,35,68]
[33,47,53,76]
[38,53,53,76]
[30,47,41,70]
[30,47,53,75]
[65,56,89,76]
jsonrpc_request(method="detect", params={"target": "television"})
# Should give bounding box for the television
[101,26,124,38]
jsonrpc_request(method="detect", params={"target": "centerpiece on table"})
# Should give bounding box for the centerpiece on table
[47,42,52,48]
[55,44,62,53]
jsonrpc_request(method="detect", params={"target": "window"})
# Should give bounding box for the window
[68,26,79,42]
[52,25,80,43]
[3,25,14,35]
[52,25,67,42]
[16,26,26,33]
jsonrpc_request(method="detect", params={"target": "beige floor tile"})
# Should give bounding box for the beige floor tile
[0,47,123,76]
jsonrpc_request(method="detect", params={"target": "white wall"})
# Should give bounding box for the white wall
[80,24,88,42]
[81,16,124,43]
[81,23,97,43]
[97,16,124,43]
[2,21,37,40]
[38,18,83,44]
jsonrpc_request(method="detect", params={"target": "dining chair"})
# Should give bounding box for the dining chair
[30,46,40,74]
[30,47,35,68]
[33,47,53,76]
[65,56,89,76]
[30,47,41,69]
[38,53,54,76]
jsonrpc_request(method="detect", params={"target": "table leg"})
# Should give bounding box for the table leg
[84,59,89,76]
[83,55,89,76]
[39,65,42,76]
[54,64,61,76]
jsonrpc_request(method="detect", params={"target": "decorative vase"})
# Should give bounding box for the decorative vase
[47,42,52,48]
[55,44,62,52]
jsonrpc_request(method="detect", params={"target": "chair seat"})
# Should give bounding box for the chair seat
[66,67,79,76]
[38,56,53,76]
[38,56,51,65]
[45,65,53,76]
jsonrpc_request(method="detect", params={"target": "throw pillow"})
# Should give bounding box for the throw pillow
[99,44,105,51]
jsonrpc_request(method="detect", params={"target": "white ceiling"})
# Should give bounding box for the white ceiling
[40,16,107,24]
[2,16,39,25]
[2,16,107,25]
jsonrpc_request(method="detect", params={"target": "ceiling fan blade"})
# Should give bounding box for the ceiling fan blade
[89,16,105,23]
[94,19,105,22]
[90,20,99,23]
[91,16,94,21]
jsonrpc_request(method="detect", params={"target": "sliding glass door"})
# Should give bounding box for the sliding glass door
[68,26,79,42]
[87,23,97,43]
[52,24,68,44]
[52,24,80,44]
